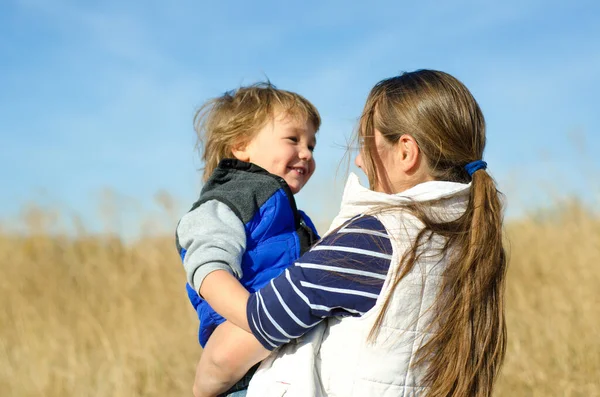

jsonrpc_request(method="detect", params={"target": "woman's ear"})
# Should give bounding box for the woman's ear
[397,134,420,172]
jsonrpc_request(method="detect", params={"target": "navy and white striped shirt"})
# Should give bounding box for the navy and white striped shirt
[246,215,393,350]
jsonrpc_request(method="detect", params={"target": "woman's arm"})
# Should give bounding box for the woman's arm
[247,215,393,350]
[192,321,270,397]
[193,216,391,394]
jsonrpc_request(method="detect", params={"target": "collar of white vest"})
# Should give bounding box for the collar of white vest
[325,173,472,235]
[340,172,471,208]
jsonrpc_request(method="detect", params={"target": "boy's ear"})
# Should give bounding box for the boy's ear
[231,143,250,162]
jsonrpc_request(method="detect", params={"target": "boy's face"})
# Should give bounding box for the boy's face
[233,111,317,194]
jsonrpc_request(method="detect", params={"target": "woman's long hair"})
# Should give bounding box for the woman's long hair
[360,70,507,397]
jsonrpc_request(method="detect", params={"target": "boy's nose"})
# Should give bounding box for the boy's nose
[299,146,313,161]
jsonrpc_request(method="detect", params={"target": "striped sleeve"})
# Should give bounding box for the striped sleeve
[246,215,393,350]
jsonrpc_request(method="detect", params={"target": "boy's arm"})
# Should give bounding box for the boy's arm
[177,199,246,297]
[199,270,250,331]
[178,199,250,329]
[192,321,271,397]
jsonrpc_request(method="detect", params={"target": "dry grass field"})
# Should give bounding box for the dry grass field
[1,198,599,396]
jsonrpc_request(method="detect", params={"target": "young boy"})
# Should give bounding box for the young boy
[176,83,320,396]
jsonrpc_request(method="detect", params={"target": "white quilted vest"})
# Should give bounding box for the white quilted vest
[247,173,470,397]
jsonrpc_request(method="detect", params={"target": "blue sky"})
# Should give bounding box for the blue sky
[1,0,599,234]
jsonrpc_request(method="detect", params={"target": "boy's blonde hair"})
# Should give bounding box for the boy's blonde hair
[194,82,321,181]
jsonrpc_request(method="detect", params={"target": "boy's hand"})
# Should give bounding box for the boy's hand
[199,270,251,332]
[192,321,271,397]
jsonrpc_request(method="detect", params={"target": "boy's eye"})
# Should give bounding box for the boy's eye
[308,145,315,152]
[287,137,298,143]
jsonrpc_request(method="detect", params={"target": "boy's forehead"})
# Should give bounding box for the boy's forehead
[272,108,307,123]
[273,110,316,131]
[292,123,318,142]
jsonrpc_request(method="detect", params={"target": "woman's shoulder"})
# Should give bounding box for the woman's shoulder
[316,214,393,256]
[340,214,388,234]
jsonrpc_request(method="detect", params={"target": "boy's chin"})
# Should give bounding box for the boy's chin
[285,176,309,195]
[288,184,302,195]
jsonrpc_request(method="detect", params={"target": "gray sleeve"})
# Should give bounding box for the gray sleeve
[176,199,246,294]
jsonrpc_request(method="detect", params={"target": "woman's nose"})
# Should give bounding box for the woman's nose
[355,152,363,169]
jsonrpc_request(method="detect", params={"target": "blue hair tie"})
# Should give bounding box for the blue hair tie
[465,160,487,176]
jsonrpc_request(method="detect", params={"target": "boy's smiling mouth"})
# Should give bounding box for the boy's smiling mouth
[288,166,307,175]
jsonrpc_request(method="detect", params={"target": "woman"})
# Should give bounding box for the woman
[196,69,507,397]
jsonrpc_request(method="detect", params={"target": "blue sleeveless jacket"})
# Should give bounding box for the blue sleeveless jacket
[177,159,319,346]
